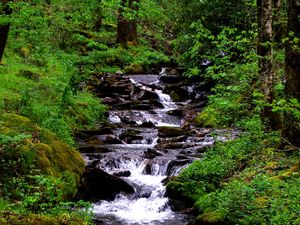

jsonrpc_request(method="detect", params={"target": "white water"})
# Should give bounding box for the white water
[93,159,174,224]
[91,71,190,224]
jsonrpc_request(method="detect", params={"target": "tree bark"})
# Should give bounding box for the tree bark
[116,0,140,46]
[258,0,273,99]
[284,0,300,146]
[273,0,285,42]
[257,0,277,128]
[0,0,12,62]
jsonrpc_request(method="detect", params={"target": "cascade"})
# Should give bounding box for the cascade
[77,69,236,225]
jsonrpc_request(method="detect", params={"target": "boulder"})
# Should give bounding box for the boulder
[141,121,155,128]
[158,126,185,138]
[78,167,135,201]
[124,63,144,74]
[144,148,163,159]
[113,170,131,177]
[78,145,111,153]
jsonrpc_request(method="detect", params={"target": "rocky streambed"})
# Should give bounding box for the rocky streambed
[76,69,236,225]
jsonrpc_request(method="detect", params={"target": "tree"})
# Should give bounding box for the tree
[0,0,12,62]
[116,0,140,46]
[257,0,280,129]
[284,0,300,146]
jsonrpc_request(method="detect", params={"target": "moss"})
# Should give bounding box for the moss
[158,126,184,137]
[169,91,181,102]
[196,211,225,224]
[0,211,88,225]
[1,113,32,129]
[194,108,218,128]
[124,63,144,74]
[0,113,85,198]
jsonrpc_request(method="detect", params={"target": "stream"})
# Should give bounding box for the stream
[77,69,236,225]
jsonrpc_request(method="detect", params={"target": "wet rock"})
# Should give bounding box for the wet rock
[196,128,212,137]
[76,127,114,138]
[131,104,152,110]
[167,135,187,142]
[176,154,190,160]
[166,159,192,176]
[114,101,132,110]
[141,121,155,128]
[78,167,135,201]
[138,90,159,101]
[144,148,163,159]
[94,134,123,144]
[167,109,184,117]
[119,131,143,144]
[78,145,111,153]
[87,160,101,168]
[143,163,152,175]
[160,75,183,84]
[113,170,131,177]
[158,126,185,138]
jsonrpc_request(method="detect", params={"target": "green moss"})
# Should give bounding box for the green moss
[194,108,218,128]
[0,211,88,225]
[169,91,181,102]
[0,113,85,198]
[197,211,225,224]
[158,126,184,137]
[124,63,144,74]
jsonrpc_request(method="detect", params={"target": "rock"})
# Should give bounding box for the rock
[160,75,183,84]
[94,134,123,144]
[138,90,159,101]
[141,121,155,128]
[143,163,152,175]
[167,109,184,117]
[113,170,131,177]
[115,70,124,75]
[78,167,135,201]
[78,145,111,153]
[87,160,100,168]
[119,130,143,144]
[166,159,192,176]
[131,104,152,110]
[196,128,212,137]
[124,63,144,74]
[144,148,163,159]
[158,126,185,138]
[176,154,190,160]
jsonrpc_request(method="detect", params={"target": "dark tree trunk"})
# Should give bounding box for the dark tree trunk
[116,0,140,46]
[273,0,285,42]
[257,0,279,129]
[0,0,12,62]
[284,0,300,146]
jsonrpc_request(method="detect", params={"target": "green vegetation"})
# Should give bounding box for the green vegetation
[1,0,300,224]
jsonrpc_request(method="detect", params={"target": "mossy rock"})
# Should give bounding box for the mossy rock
[0,113,85,197]
[196,211,226,224]
[124,63,144,74]
[169,91,181,102]
[194,108,218,128]
[158,126,184,137]
[18,70,40,81]
[0,211,88,225]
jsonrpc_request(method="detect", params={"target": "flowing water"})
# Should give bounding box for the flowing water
[79,70,236,225]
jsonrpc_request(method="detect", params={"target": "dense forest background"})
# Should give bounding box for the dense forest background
[0,0,300,224]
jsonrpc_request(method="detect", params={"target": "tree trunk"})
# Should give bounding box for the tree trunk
[0,0,12,62]
[116,0,139,46]
[273,0,285,42]
[257,0,277,128]
[284,0,300,146]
